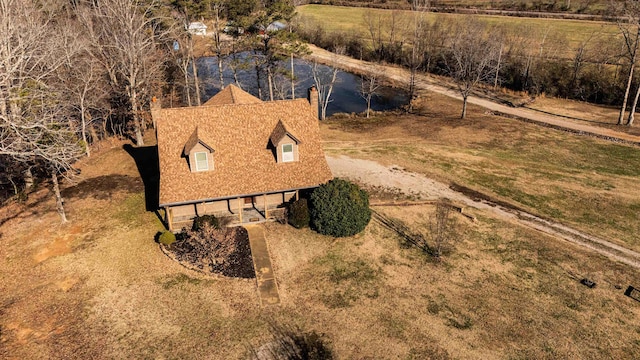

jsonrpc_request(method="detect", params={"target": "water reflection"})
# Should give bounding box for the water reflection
[197,55,409,117]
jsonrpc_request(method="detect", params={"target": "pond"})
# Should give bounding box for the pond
[197,55,409,116]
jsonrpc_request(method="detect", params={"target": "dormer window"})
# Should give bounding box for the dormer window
[282,144,294,162]
[184,127,214,173]
[195,151,209,171]
[270,120,300,163]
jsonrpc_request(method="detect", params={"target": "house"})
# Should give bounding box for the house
[266,21,287,33]
[187,22,207,36]
[152,85,333,231]
[256,21,287,36]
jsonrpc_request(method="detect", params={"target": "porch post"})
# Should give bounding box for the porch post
[237,197,242,223]
[264,194,269,219]
[166,207,174,232]
[295,190,299,201]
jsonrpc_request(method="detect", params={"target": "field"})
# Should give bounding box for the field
[297,5,622,58]
[304,0,613,14]
[2,93,640,358]
[324,90,640,252]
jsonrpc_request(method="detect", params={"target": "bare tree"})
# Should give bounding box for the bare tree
[0,0,84,222]
[363,10,384,62]
[211,0,227,90]
[169,29,200,107]
[405,0,430,111]
[616,1,640,126]
[363,9,406,63]
[358,65,383,118]
[86,0,167,146]
[311,48,343,121]
[226,38,252,90]
[616,22,639,125]
[445,20,500,119]
[58,30,109,157]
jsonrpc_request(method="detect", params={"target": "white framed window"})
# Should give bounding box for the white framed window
[282,143,294,162]
[195,151,209,171]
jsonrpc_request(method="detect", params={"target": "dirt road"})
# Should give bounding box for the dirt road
[307,45,640,145]
[327,155,640,269]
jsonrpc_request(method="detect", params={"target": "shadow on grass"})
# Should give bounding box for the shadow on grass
[61,175,142,200]
[123,144,160,212]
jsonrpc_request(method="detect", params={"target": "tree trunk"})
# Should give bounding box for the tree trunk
[214,5,224,91]
[233,69,242,89]
[191,58,201,106]
[89,125,99,147]
[409,66,416,113]
[267,66,274,101]
[366,97,371,118]
[461,95,468,119]
[255,61,262,100]
[619,63,635,125]
[619,27,640,125]
[494,44,503,89]
[628,82,640,126]
[24,167,33,192]
[8,176,18,197]
[217,55,224,90]
[291,53,295,99]
[131,88,144,146]
[80,105,90,157]
[51,170,68,223]
[184,65,192,106]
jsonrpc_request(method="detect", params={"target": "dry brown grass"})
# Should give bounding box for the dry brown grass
[298,5,622,59]
[322,91,640,252]
[2,101,640,359]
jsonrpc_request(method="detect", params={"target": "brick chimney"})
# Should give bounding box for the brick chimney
[308,86,319,120]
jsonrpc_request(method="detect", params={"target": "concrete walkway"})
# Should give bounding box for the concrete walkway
[244,225,280,306]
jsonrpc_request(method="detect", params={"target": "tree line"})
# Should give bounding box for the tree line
[297,1,640,121]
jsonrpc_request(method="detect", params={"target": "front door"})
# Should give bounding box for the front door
[244,196,254,208]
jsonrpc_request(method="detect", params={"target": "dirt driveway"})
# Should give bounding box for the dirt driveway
[327,155,640,269]
[307,45,640,145]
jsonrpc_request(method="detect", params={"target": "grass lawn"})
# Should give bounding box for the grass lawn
[1,96,640,358]
[321,90,640,252]
[297,4,621,59]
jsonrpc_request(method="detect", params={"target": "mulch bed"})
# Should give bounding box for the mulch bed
[161,227,255,279]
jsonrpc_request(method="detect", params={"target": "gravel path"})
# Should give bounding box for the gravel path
[307,45,640,145]
[327,155,640,269]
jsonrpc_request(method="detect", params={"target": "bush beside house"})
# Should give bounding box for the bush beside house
[159,231,176,246]
[288,198,311,228]
[310,179,371,237]
[192,214,221,231]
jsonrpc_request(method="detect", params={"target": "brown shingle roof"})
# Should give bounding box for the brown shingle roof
[202,84,262,106]
[182,126,214,156]
[155,95,333,206]
[269,120,299,146]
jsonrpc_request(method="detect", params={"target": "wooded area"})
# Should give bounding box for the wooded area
[2,0,640,220]
[0,0,304,220]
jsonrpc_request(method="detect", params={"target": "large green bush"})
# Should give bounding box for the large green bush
[310,179,371,237]
[288,198,310,228]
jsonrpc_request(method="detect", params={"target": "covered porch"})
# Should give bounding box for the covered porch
[163,190,300,232]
